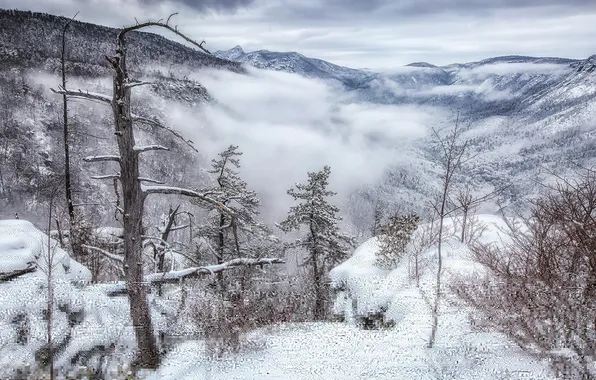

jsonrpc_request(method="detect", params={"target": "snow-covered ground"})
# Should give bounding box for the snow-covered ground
[0,220,166,378]
[148,215,556,380]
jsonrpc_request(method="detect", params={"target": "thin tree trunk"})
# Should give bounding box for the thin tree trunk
[460,207,468,243]
[309,214,324,320]
[428,180,448,348]
[46,192,55,380]
[217,212,226,292]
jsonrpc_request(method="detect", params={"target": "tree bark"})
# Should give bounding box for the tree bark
[109,37,159,368]
[217,212,226,292]
[309,214,325,320]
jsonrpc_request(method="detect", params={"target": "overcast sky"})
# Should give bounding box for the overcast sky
[4,0,596,69]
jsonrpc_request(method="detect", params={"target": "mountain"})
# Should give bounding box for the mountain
[215,45,372,87]
[0,9,243,77]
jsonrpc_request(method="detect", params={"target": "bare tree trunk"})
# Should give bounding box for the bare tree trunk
[428,119,470,348]
[217,212,226,292]
[47,196,55,380]
[309,216,325,321]
[109,39,159,368]
[428,201,444,348]
[61,16,75,225]
[460,207,468,243]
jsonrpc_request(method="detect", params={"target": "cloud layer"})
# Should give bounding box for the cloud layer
[156,68,439,221]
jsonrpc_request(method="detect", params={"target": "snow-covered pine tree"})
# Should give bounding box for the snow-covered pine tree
[193,145,276,289]
[376,213,420,269]
[280,165,355,320]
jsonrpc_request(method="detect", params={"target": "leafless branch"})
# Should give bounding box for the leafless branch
[51,87,112,105]
[91,174,121,180]
[83,155,121,163]
[133,145,170,153]
[125,80,157,89]
[82,244,124,264]
[141,184,239,219]
[131,115,197,152]
[118,13,212,55]
[138,177,164,184]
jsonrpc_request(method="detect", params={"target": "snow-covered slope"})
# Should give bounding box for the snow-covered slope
[0,220,174,378]
[0,219,90,281]
[147,214,555,380]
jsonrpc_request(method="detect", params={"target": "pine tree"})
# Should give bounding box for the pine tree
[280,165,355,320]
[376,213,420,269]
[371,201,385,237]
[194,145,273,289]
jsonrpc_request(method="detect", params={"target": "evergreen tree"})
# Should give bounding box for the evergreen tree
[280,165,355,320]
[371,201,385,237]
[193,145,274,289]
[377,213,419,269]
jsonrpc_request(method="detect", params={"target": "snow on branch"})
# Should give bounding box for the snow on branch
[133,145,170,153]
[50,87,112,105]
[83,155,121,163]
[82,244,124,264]
[105,257,284,296]
[125,80,157,89]
[141,184,238,219]
[138,177,165,184]
[131,115,197,152]
[91,174,121,180]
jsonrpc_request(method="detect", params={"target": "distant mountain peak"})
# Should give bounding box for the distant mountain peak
[229,45,245,54]
[406,62,437,68]
[216,45,247,61]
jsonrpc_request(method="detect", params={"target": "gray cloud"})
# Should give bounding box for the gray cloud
[2,0,595,68]
[140,0,256,12]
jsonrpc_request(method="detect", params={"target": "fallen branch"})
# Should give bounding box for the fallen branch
[106,257,285,296]
[0,264,37,282]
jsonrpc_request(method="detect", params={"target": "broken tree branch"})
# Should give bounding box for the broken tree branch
[105,257,285,296]
[0,264,37,282]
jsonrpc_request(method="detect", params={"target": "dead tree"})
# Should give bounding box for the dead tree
[427,117,471,348]
[52,15,241,369]
[60,12,78,234]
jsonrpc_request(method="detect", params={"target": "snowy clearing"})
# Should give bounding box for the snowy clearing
[147,215,556,380]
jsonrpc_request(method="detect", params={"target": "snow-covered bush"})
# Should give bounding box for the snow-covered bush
[0,219,170,378]
[455,173,596,379]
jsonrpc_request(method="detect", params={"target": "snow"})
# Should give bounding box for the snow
[0,219,91,281]
[147,214,556,380]
[0,220,170,377]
